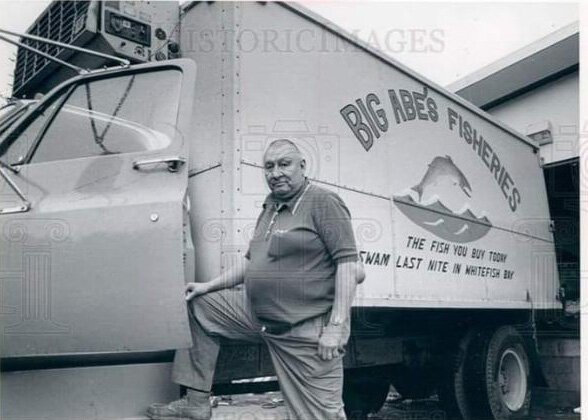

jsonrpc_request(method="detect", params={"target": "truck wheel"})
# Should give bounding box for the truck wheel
[484,327,532,419]
[467,326,532,420]
[343,371,390,419]
[437,330,475,420]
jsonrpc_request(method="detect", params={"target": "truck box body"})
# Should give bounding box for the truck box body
[182,2,559,310]
[0,2,562,419]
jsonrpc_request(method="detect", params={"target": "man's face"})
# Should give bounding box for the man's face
[263,145,306,199]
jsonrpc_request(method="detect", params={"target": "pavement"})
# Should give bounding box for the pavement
[207,390,581,420]
[211,393,287,420]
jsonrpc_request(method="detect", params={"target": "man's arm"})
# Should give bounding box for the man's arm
[313,192,365,360]
[318,259,362,360]
[330,260,363,324]
[185,256,249,301]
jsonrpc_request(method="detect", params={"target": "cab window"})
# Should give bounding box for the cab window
[0,99,60,165]
[29,69,182,164]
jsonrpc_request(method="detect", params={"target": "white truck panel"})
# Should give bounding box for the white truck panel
[181,2,560,310]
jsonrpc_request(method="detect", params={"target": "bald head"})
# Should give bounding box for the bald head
[264,139,302,160]
[263,139,306,199]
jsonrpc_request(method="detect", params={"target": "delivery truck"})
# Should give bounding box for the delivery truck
[0,2,562,420]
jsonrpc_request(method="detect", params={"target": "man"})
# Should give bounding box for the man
[147,139,363,420]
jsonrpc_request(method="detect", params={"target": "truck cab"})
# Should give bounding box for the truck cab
[0,60,196,364]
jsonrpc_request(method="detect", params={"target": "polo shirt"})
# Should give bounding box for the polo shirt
[245,180,358,326]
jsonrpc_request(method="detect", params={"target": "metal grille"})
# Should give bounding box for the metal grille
[12,0,92,96]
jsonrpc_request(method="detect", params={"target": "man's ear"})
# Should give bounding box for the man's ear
[300,159,306,171]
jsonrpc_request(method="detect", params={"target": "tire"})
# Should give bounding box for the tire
[467,326,532,420]
[343,370,390,419]
[485,326,532,419]
[437,330,476,420]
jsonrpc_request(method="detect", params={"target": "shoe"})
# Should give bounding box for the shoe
[146,393,212,420]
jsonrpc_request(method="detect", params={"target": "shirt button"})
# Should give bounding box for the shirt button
[261,325,267,333]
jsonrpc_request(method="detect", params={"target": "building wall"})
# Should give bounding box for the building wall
[485,72,579,165]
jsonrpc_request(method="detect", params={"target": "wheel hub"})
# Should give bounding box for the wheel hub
[498,348,527,411]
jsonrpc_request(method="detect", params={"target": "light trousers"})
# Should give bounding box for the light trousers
[172,288,347,420]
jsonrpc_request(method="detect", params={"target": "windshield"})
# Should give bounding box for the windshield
[0,101,36,141]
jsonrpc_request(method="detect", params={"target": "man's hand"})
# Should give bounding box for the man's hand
[318,323,348,361]
[187,257,248,300]
[185,282,210,301]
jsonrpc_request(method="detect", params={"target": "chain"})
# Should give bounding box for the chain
[84,75,136,154]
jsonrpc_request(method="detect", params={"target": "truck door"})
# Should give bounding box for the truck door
[0,60,196,358]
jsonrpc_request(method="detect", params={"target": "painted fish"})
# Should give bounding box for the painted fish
[411,155,472,200]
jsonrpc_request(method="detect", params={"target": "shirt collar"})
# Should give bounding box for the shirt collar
[264,178,311,212]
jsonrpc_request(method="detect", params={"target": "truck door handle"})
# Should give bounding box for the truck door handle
[132,156,186,172]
